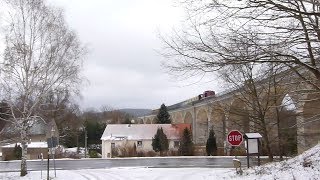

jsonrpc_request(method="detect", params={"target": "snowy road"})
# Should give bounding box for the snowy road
[0,156,257,172]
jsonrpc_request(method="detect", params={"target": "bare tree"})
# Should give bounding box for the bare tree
[162,0,320,91]
[160,0,320,156]
[210,33,294,160]
[220,61,294,161]
[0,0,85,176]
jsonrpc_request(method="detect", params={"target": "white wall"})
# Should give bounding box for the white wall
[102,140,111,158]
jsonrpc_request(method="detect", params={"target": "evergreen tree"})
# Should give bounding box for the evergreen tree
[156,104,171,124]
[179,127,194,156]
[13,144,22,160]
[133,143,137,156]
[152,127,169,155]
[206,127,217,156]
[84,121,106,145]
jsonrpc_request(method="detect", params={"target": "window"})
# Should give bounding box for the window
[137,141,142,147]
[174,141,180,148]
[111,143,115,149]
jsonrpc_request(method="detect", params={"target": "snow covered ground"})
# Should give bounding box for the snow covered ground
[0,144,319,180]
[242,143,320,180]
[0,168,234,180]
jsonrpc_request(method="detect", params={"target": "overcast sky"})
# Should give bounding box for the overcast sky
[49,0,222,110]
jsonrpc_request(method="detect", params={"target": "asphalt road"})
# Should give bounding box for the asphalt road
[0,156,258,172]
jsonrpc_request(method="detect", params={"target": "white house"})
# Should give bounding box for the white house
[100,124,191,158]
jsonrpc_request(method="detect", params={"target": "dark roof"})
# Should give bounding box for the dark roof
[0,118,56,137]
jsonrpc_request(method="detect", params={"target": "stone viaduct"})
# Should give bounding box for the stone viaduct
[137,75,320,155]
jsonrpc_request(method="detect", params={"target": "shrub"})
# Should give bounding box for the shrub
[89,150,99,158]
[206,127,217,156]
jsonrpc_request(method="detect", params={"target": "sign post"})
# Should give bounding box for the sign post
[47,135,58,178]
[244,133,262,168]
[227,130,243,174]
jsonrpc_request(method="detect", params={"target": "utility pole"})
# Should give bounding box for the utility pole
[51,127,56,177]
[47,154,49,180]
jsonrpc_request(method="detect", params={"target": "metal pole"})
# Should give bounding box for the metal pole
[258,139,261,166]
[51,126,56,177]
[246,139,250,168]
[53,152,56,177]
[41,153,43,179]
[47,154,50,180]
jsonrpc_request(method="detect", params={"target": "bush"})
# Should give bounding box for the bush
[89,150,99,158]
[206,127,217,156]
[111,147,119,157]
[146,151,157,157]
[168,149,179,156]
[137,151,145,157]
[112,143,138,157]
[135,150,157,157]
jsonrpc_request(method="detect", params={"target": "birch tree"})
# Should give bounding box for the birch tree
[0,0,85,176]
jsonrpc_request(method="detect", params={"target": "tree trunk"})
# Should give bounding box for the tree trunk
[276,114,283,161]
[263,133,273,162]
[20,130,28,176]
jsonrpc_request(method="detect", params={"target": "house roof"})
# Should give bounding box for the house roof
[0,118,58,138]
[101,124,191,141]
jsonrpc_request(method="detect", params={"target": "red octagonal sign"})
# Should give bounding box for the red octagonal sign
[227,130,243,146]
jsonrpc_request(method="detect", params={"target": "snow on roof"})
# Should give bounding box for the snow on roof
[101,124,191,141]
[244,133,262,139]
[1,142,47,148]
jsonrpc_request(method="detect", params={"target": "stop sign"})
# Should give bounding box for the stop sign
[227,130,243,146]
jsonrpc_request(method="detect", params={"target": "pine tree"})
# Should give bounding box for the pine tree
[152,127,169,155]
[156,104,171,124]
[206,127,217,156]
[179,127,194,156]
[13,144,22,160]
[133,143,137,156]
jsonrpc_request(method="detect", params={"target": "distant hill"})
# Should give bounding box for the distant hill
[119,109,152,117]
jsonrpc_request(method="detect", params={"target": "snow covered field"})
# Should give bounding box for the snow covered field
[1,144,319,180]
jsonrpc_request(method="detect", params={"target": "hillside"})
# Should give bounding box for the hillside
[119,109,152,117]
[238,144,320,179]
